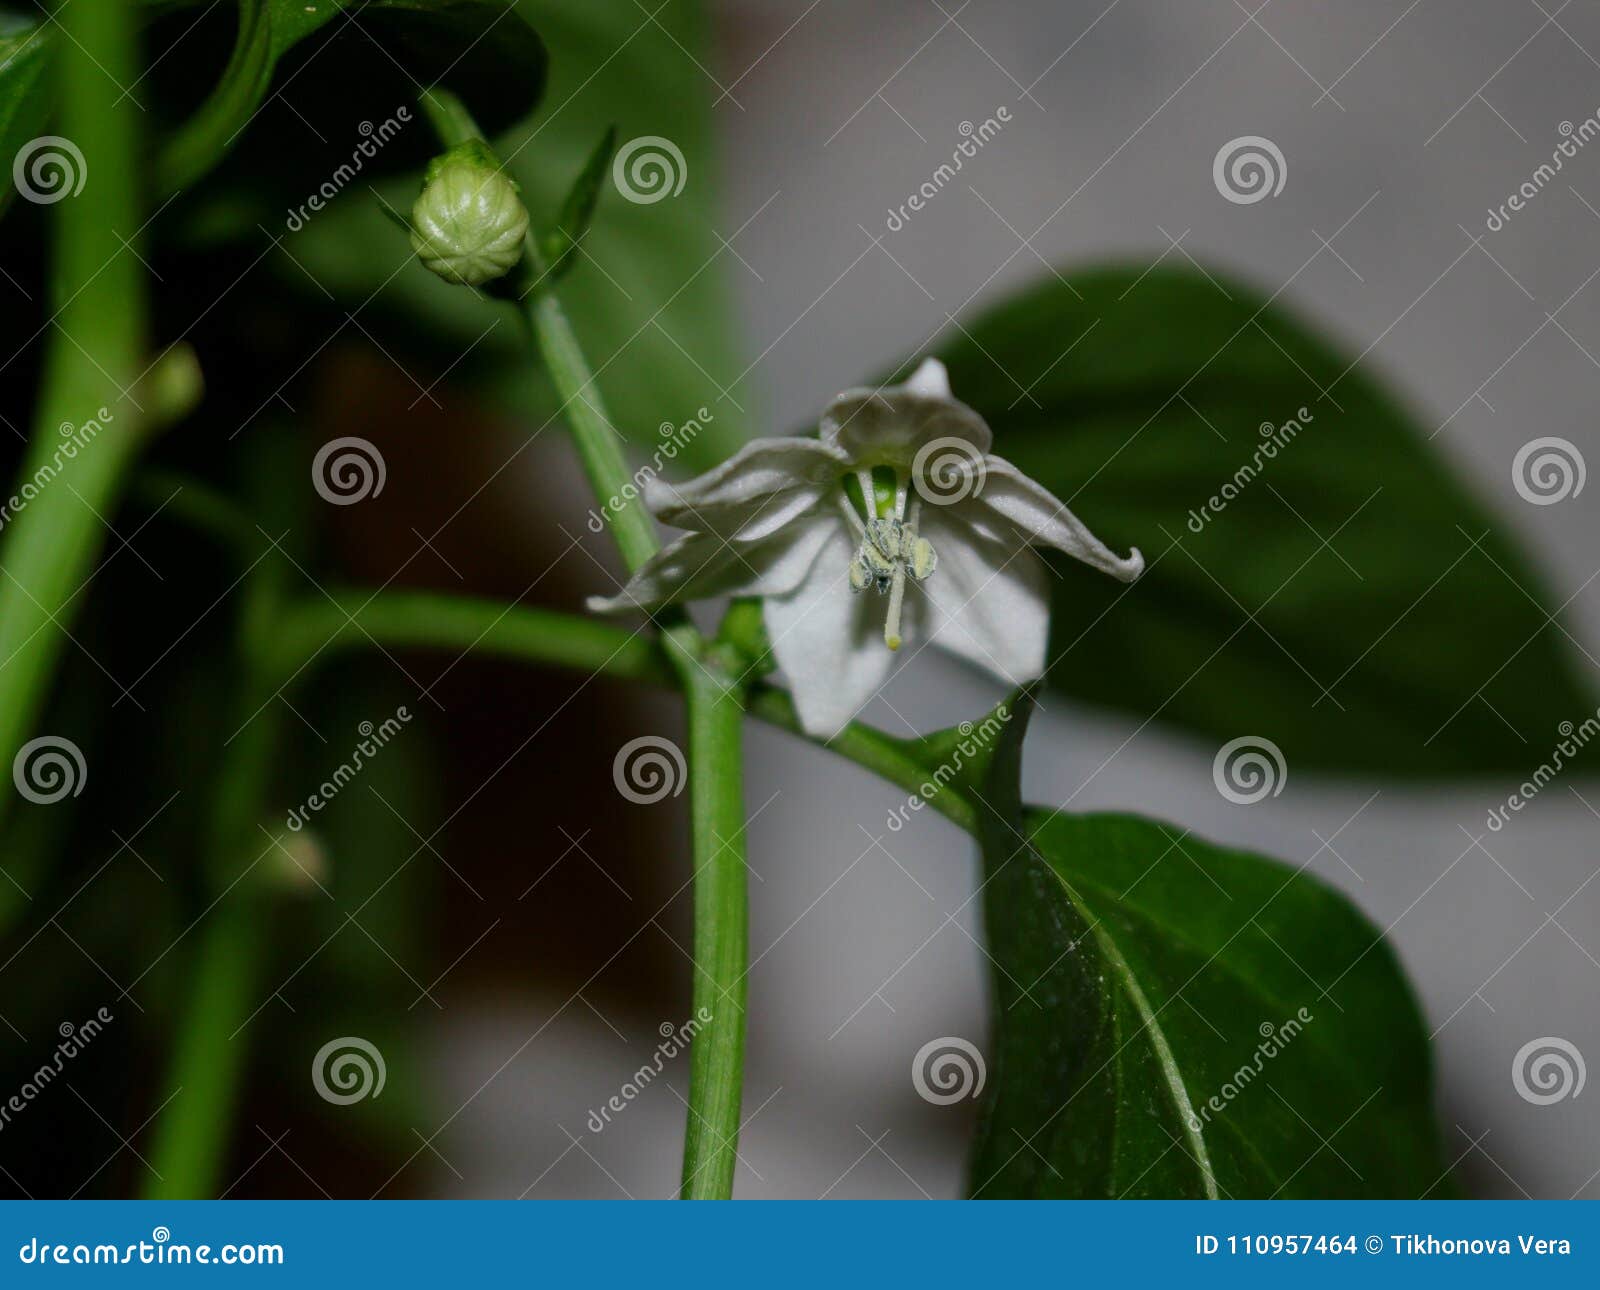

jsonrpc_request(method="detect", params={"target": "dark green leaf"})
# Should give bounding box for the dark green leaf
[921,265,1594,777]
[156,0,548,195]
[0,15,54,222]
[542,125,615,280]
[967,693,1449,1197]
[357,0,547,136]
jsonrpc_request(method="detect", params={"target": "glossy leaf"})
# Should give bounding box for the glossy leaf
[915,265,1594,777]
[966,694,1450,1198]
[156,0,548,194]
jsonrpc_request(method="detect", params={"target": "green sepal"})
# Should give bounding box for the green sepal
[540,126,617,280]
[714,596,774,679]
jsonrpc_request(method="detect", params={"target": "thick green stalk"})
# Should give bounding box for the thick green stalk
[416,90,751,1197]
[668,629,748,1199]
[253,589,1006,1194]
[0,0,145,835]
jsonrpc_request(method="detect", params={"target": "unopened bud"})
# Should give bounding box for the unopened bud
[409,141,529,287]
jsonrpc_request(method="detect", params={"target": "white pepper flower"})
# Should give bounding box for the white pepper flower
[590,359,1143,736]
[409,142,529,286]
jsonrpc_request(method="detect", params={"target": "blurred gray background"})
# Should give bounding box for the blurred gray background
[436,1,1600,1198]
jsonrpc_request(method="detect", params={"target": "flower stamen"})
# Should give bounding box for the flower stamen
[848,489,935,650]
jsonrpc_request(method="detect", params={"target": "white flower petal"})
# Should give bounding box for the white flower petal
[820,362,992,466]
[643,438,848,541]
[903,357,952,398]
[763,527,898,737]
[916,510,1049,685]
[588,513,838,614]
[967,455,1143,581]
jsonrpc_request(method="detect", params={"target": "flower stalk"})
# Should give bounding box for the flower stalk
[417,89,751,1198]
[416,87,658,572]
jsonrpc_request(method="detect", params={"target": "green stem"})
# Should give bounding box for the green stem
[266,590,676,690]
[143,444,304,1197]
[746,688,978,832]
[144,568,287,1198]
[416,90,753,1195]
[154,0,272,197]
[667,628,748,1199]
[142,898,267,1197]
[266,591,981,832]
[227,586,996,1197]
[129,469,257,558]
[0,0,145,836]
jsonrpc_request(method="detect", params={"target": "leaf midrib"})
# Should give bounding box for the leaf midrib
[1053,860,1390,1090]
[1044,859,1221,1200]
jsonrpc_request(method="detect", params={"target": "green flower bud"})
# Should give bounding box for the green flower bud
[409,141,530,287]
